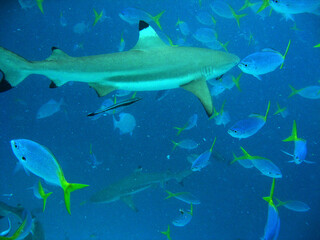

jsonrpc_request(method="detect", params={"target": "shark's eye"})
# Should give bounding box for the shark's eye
[21,156,26,161]
[14,143,18,148]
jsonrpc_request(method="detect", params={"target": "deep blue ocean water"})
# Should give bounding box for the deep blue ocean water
[0,0,319,239]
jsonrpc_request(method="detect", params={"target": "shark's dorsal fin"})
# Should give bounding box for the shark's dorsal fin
[181,78,213,117]
[132,21,167,51]
[46,47,71,61]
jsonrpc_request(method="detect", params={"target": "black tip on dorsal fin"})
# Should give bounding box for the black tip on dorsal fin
[51,46,59,52]
[0,69,13,92]
[139,21,149,31]
[49,81,57,88]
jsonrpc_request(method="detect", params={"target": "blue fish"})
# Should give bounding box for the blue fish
[262,179,280,240]
[176,18,190,36]
[275,198,310,212]
[174,114,198,135]
[10,139,89,214]
[228,101,270,139]
[289,85,320,99]
[282,120,315,164]
[172,205,193,227]
[238,40,291,80]
[119,8,165,30]
[191,137,216,171]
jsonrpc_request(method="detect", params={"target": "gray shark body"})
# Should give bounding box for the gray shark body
[90,168,193,211]
[0,21,239,116]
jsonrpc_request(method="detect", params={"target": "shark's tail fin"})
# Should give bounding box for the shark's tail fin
[0,47,31,92]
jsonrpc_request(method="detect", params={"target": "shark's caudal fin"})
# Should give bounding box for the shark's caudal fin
[0,47,31,92]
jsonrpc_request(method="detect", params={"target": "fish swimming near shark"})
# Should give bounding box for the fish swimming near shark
[90,167,193,211]
[0,21,239,116]
[0,201,45,240]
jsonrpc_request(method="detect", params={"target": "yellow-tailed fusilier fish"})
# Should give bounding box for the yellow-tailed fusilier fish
[10,139,89,215]
[228,101,270,139]
[238,40,291,80]
[269,0,320,21]
[0,21,239,117]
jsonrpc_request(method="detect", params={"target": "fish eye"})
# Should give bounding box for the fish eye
[21,156,26,161]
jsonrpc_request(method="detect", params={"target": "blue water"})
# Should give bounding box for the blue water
[0,0,319,239]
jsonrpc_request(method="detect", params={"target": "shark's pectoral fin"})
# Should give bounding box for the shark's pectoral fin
[121,195,138,212]
[182,79,213,117]
[89,83,116,97]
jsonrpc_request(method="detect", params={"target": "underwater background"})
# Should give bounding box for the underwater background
[0,0,319,239]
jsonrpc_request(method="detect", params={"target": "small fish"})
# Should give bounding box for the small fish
[215,110,231,127]
[165,190,201,205]
[191,137,216,171]
[10,139,89,214]
[176,18,190,36]
[172,205,193,227]
[275,198,310,212]
[118,32,126,52]
[18,0,36,9]
[88,97,142,117]
[115,89,131,97]
[171,139,198,151]
[231,147,282,178]
[314,43,320,48]
[193,28,217,44]
[59,11,67,27]
[113,113,136,135]
[262,179,280,240]
[174,114,198,135]
[73,21,90,35]
[0,217,11,236]
[161,225,172,240]
[238,40,291,80]
[269,0,320,21]
[232,152,254,169]
[36,98,64,119]
[93,8,103,26]
[119,8,165,30]
[210,1,246,27]
[89,98,114,120]
[289,85,320,99]
[196,11,216,26]
[228,101,270,139]
[87,144,103,168]
[273,102,288,118]
[281,121,314,164]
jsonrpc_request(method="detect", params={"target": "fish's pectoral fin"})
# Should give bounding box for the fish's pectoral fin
[181,79,213,117]
[121,195,138,212]
[89,83,116,97]
[46,47,71,61]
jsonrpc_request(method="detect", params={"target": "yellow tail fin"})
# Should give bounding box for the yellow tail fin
[280,39,291,69]
[288,84,300,98]
[282,120,304,142]
[0,216,27,240]
[232,73,242,91]
[59,172,89,215]
[257,0,269,13]
[228,5,247,28]
[38,180,52,212]
[36,0,44,14]
[150,10,165,30]
[161,225,172,240]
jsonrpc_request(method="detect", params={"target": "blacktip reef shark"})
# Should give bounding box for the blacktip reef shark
[89,167,193,211]
[0,21,239,116]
